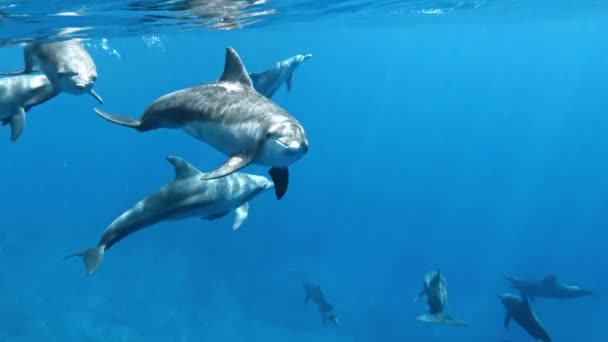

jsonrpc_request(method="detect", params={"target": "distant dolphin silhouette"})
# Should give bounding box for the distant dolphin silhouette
[249,53,312,99]
[414,270,467,326]
[500,293,551,342]
[505,275,594,300]
[304,284,340,326]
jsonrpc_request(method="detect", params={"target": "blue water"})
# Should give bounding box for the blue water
[1,1,607,341]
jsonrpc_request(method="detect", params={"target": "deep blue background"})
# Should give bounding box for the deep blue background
[0,16,607,341]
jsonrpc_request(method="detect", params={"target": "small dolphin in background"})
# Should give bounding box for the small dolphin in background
[505,275,594,300]
[414,270,467,326]
[249,53,312,99]
[500,293,551,342]
[0,39,103,104]
[94,47,309,200]
[304,284,340,326]
[66,155,274,275]
[0,74,59,141]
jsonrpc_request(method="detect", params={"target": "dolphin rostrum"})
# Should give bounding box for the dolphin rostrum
[66,155,274,275]
[93,47,309,200]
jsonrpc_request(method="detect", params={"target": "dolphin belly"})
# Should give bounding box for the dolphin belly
[182,121,259,156]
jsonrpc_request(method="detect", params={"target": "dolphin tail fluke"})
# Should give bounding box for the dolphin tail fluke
[94,108,141,129]
[65,246,105,275]
[416,314,468,327]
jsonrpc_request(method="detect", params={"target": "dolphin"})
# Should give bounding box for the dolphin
[414,270,467,326]
[500,293,551,342]
[93,46,308,200]
[65,155,274,275]
[304,284,340,326]
[505,275,594,300]
[249,53,312,99]
[0,39,103,104]
[0,74,59,141]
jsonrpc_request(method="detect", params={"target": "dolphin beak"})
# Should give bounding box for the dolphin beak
[89,89,104,104]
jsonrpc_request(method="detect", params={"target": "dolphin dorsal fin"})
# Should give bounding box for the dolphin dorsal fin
[219,47,253,87]
[166,156,201,179]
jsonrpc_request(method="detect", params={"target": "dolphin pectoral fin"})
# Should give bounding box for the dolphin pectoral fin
[268,167,289,200]
[0,69,27,76]
[200,154,253,180]
[9,107,25,142]
[439,315,468,327]
[89,89,104,104]
[504,313,512,329]
[414,289,426,302]
[94,108,142,129]
[286,73,293,92]
[417,314,467,327]
[65,246,105,275]
[233,202,249,230]
[416,314,443,324]
[204,211,230,221]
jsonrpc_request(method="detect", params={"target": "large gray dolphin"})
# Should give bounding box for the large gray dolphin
[249,53,312,99]
[65,155,274,275]
[505,275,594,300]
[0,74,59,141]
[414,270,467,326]
[93,46,308,200]
[0,39,103,104]
[500,293,551,342]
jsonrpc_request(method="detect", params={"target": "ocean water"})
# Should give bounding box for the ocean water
[1,1,607,341]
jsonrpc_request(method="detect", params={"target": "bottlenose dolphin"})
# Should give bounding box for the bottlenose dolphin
[505,275,594,300]
[66,155,274,275]
[304,284,340,326]
[0,74,59,141]
[500,293,551,342]
[414,270,467,326]
[249,53,312,99]
[93,46,308,200]
[0,39,103,104]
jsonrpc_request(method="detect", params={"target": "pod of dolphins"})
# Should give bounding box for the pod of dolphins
[0,38,597,341]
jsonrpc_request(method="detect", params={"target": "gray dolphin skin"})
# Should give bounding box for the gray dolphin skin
[65,155,274,275]
[500,293,551,342]
[249,53,312,99]
[304,284,340,326]
[0,74,59,141]
[505,275,594,300]
[93,46,308,200]
[0,39,103,104]
[414,270,467,326]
